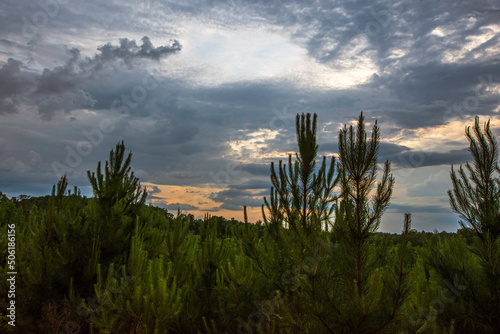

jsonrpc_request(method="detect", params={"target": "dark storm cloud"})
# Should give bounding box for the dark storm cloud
[157,202,199,211]
[317,139,469,168]
[392,148,470,169]
[229,179,271,190]
[149,98,200,145]
[0,58,37,115]
[177,143,204,155]
[228,0,500,129]
[235,163,270,176]
[0,36,181,119]
[379,142,411,160]
[371,62,500,129]
[36,48,81,94]
[146,185,162,200]
[380,105,449,130]
[115,78,334,186]
[0,58,36,99]
[88,36,181,68]
[0,99,18,114]
[371,62,498,104]
[317,141,410,158]
[36,89,97,120]
[387,203,452,214]
[210,187,264,210]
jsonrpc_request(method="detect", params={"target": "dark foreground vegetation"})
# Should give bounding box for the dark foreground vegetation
[1,113,499,333]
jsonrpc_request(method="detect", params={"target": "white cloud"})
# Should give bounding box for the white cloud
[159,22,378,89]
[228,128,280,161]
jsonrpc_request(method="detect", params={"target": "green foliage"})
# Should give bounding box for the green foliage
[425,116,500,333]
[335,112,396,297]
[0,193,24,330]
[306,112,411,333]
[263,113,338,235]
[3,116,500,333]
[336,112,394,240]
[87,140,147,219]
[449,116,500,239]
[86,225,184,333]
[251,112,412,333]
[421,233,497,333]
[86,141,148,266]
[9,176,96,331]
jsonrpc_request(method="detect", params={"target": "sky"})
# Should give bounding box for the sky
[0,0,499,232]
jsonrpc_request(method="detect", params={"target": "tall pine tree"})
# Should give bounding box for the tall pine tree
[425,116,500,333]
[331,112,411,333]
[336,111,395,296]
[86,141,147,265]
[263,113,338,235]
[87,140,147,219]
[448,116,500,239]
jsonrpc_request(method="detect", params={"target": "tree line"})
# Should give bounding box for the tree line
[0,113,499,333]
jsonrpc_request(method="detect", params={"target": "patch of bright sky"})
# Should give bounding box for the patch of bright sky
[183,26,304,79]
[161,23,378,89]
[387,48,406,59]
[284,34,379,89]
[384,119,478,153]
[388,166,457,231]
[429,27,446,38]
[406,168,452,198]
[144,182,225,211]
[228,128,281,162]
[439,22,500,63]
[143,182,264,222]
[4,14,380,90]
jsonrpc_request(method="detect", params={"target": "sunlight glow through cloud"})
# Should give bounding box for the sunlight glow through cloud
[161,24,378,89]
[228,128,280,161]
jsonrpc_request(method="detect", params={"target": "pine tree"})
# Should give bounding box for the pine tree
[336,111,395,296]
[328,112,411,333]
[16,175,95,332]
[87,223,184,333]
[87,140,147,219]
[425,116,500,333]
[51,173,68,209]
[256,112,411,333]
[263,113,338,235]
[448,116,500,239]
[86,141,147,264]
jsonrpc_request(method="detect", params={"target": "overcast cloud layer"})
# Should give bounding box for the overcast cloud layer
[1,0,499,232]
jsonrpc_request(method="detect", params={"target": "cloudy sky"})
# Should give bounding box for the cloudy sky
[1,0,499,232]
